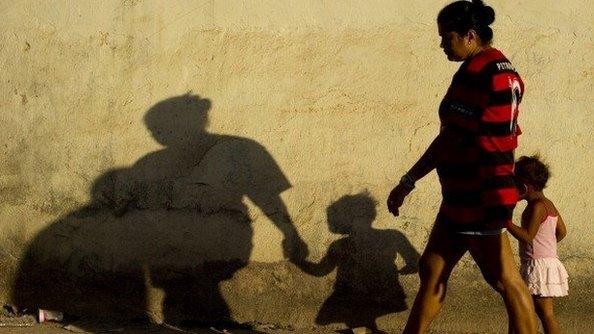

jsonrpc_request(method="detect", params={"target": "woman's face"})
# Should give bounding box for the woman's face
[438,24,472,62]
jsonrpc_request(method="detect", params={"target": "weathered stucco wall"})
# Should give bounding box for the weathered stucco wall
[1,0,593,330]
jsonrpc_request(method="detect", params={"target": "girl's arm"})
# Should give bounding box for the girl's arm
[555,214,567,242]
[507,202,546,244]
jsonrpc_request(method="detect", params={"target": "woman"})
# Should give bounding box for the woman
[387,1,537,333]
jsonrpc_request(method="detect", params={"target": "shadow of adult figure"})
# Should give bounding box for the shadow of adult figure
[12,94,308,327]
[295,192,419,333]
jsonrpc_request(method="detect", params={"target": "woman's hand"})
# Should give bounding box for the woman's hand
[387,183,413,216]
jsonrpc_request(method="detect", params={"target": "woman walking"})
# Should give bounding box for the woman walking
[387,1,537,333]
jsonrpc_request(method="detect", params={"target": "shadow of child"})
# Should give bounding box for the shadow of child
[296,192,420,333]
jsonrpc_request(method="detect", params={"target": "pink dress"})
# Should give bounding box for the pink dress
[519,206,569,297]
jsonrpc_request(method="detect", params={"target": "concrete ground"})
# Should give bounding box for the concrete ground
[0,324,501,334]
[0,309,592,334]
[1,272,590,334]
[0,324,588,334]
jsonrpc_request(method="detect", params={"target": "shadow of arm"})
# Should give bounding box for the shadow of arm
[293,248,337,277]
[395,232,421,275]
[255,195,309,263]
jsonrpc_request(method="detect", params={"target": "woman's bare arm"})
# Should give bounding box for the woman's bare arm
[407,127,464,181]
[388,128,465,216]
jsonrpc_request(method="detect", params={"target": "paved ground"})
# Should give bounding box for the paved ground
[0,319,590,334]
[0,297,591,334]
[1,273,590,334]
[0,323,347,334]
[0,323,473,334]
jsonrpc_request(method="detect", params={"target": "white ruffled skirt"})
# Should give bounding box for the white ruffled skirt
[520,257,569,297]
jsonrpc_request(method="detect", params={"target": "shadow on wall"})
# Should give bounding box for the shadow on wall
[11,94,420,330]
[295,193,420,333]
[12,94,307,328]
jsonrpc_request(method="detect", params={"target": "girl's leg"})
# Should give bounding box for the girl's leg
[402,221,467,334]
[465,232,537,334]
[533,296,561,334]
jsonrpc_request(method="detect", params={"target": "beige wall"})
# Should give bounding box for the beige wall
[1,0,592,328]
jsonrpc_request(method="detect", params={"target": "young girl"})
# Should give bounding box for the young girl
[507,156,568,334]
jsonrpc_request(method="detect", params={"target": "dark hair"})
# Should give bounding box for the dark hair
[515,155,550,191]
[438,0,496,44]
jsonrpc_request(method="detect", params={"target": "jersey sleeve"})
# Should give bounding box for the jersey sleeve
[439,69,491,134]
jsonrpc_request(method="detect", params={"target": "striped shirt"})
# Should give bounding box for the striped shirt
[437,48,524,232]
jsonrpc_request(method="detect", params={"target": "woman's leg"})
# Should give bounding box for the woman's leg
[508,320,516,334]
[465,232,537,334]
[402,221,466,334]
[533,296,561,334]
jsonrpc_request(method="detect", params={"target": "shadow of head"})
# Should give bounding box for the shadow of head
[326,192,377,235]
[143,94,212,147]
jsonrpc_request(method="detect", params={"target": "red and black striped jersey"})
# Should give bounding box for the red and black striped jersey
[437,48,524,232]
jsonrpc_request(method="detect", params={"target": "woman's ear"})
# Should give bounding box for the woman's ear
[466,29,479,45]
